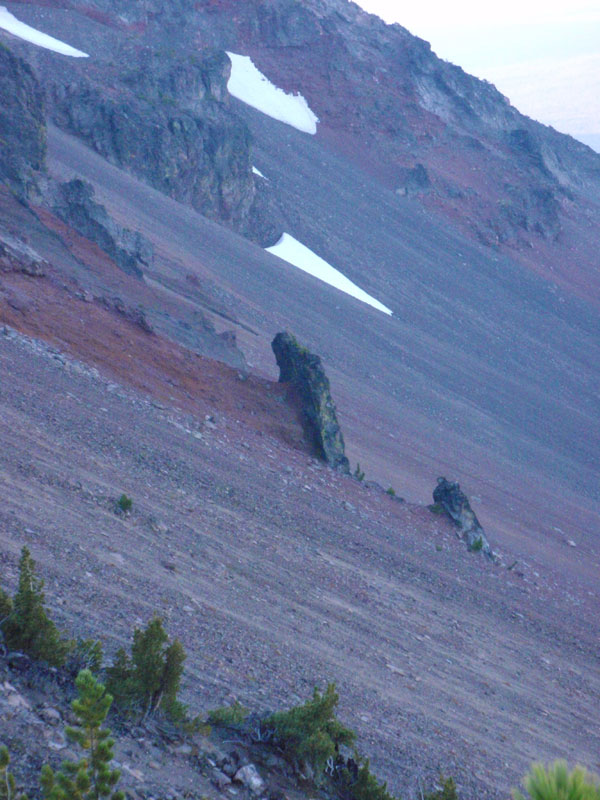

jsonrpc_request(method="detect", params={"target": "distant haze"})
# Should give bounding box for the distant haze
[355,0,600,152]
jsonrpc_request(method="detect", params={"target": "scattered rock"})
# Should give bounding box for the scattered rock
[7,651,31,672]
[233,764,265,794]
[271,332,349,472]
[212,769,232,790]
[5,690,31,710]
[39,705,62,725]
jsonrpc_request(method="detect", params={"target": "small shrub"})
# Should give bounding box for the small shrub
[267,684,355,779]
[513,760,600,800]
[1,547,70,667]
[341,759,397,800]
[116,494,132,514]
[427,503,444,515]
[40,669,124,800]
[425,775,459,800]
[385,488,396,497]
[67,638,104,676]
[0,745,28,800]
[106,617,186,720]
[354,464,365,482]
[470,537,483,553]
[207,701,249,727]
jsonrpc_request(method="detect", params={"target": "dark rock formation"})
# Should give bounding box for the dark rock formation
[395,164,431,197]
[433,477,494,559]
[50,179,152,278]
[47,49,281,246]
[272,332,349,472]
[0,44,46,198]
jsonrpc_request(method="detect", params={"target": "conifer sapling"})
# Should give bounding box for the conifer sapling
[1,547,69,666]
[40,669,124,800]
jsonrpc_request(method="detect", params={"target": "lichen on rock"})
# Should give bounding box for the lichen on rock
[271,331,349,472]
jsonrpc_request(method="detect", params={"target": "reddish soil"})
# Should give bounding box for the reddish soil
[0,268,307,448]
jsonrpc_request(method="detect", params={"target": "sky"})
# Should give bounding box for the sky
[355,0,600,152]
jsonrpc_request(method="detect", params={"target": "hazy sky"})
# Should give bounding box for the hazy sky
[355,0,600,151]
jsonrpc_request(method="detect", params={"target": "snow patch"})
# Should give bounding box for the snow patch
[0,6,88,57]
[226,52,318,135]
[266,233,392,315]
[252,166,267,179]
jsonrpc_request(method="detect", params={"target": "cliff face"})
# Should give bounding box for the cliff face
[46,47,281,246]
[0,45,46,198]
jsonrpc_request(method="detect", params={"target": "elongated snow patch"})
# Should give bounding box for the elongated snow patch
[266,233,392,315]
[0,6,88,57]
[226,52,318,135]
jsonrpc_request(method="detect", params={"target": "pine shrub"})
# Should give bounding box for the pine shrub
[267,684,356,778]
[116,494,132,514]
[513,761,600,800]
[341,759,397,800]
[1,547,69,666]
[67,638,104,677]
[0,746,28,800]
[0,587,12,621]
[106,617,186,720]
[207,701,249,727]
[40,669,124,800]
[425,775,459,800]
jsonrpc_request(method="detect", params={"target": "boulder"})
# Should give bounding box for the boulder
[433,477,495,559]
[233,764,265,794]
[271,332,349,472]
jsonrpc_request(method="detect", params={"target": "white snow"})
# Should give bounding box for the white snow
[252,166,267,179]
[0,6,88,57]
[266,233,392,315]
[226,52,318,135]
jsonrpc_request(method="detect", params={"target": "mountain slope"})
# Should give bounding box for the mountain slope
[0,1,599,798]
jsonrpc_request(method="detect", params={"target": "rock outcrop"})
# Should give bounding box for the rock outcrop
[0,44,46,198]
[272,332,349,472]
[50,179,152,278]
[48,49,282,246]
[0,231,47,278]
[433,477,494,559]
